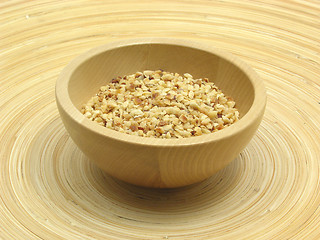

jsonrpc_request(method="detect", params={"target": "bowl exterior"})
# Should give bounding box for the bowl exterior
[57,99,265,188]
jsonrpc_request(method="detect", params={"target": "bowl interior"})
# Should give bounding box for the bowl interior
[68,43,255,119]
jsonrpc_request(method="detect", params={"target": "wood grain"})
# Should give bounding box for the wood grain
[1,0,320,239]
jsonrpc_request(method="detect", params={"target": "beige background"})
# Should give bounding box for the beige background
[1,0,320,239]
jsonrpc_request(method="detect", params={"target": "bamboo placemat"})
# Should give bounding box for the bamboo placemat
[1,0,320,239]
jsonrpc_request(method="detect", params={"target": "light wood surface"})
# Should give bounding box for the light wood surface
[1,0,320,239]
[56,38,266,188]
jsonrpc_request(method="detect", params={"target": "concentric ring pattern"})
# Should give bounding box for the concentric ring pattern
[1,0,320,239]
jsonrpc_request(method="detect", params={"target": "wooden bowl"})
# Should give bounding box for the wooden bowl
[55,38,266,188]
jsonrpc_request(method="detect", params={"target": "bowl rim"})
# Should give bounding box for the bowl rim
[56,38,267,147]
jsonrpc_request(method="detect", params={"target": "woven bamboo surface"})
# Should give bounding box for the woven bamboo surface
[1,0,320,239]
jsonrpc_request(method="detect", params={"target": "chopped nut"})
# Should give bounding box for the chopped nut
[143,70,154,77]
[207,110,218,119]
[82,70,239,138]
[152,92,159,99]
[159,121,166,126]
[133,97,142,105]
[165,93,174,100]
[201,118,211,125]
[163,124,173,132]
[179,114,188,123]
[162,74,174,81]
[95,117,103,123]
[126,83,135,91]
[107,100,117,109]
[188,90,195,99]
[165,132,171,138]
[123,113,131,120]
[135,72,143,78]
[217,124,224,130]
[84,112,92,118]
[184,73,193,78]
[106,120,113,128]
[131,109,144,117]
[202,128,211,134]
[130,122,138,131]
[189,100,200,110]
[155,127,164,134]
[195,127,202,136]
[146,131,154,137]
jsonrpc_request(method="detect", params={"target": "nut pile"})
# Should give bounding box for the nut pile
[81,70,239,138]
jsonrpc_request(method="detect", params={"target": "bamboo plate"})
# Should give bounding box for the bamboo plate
[1,0,320,239]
